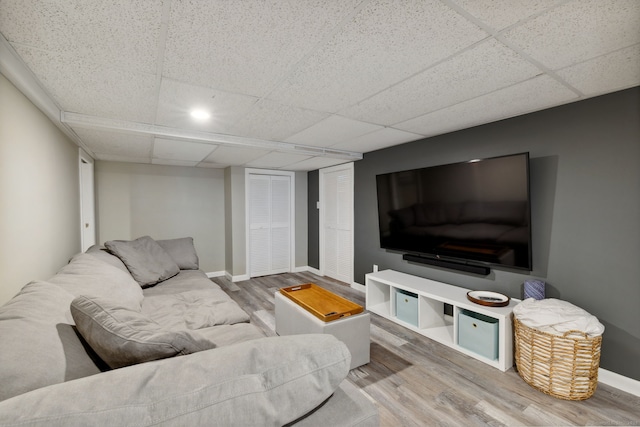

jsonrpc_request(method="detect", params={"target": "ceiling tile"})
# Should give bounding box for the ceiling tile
[501,0,640,70]
[285,115,382,147]
[13,45,158,123]
[228,99,329,141]
[153,138,217,161]
[2,0,636,168]
[330,127,424,153]
[72,128,153,158]
[268,0,487,112]
[452,0,566,31]
[341,38,541,126]
[396,75,579,137]
[163,0,362,97]
[245,152,311,169]
[285,157,349,171]
[94,154,151,164]
[0,0,76,51]
[201,146,271,166]
[196,162,228,169]
[0,0,162,74]
[0,0,163,73]
[152,158,200,167]
[556,45,640,96]
[155,78,258,132]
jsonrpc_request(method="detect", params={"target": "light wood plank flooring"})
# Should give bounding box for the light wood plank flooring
[211,272,640,427]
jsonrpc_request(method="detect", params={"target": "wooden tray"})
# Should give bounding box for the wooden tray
[279,283,363,322]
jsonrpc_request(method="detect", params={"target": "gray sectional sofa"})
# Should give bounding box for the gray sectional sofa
[0,237,378,426]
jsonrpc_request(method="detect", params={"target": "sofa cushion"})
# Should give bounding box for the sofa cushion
[85,244,129,273]
[440,223,514,241]
[142,270,220,296]
[142,289,250,330]
[496,226,530,245]
[48,252,143,311]
[459,201,526,226]
[388,206,415,228]
[0,281,102,402]
[157,237,199,270]
[70,295,215,369]
[0,335,351,426]
[414,203,462,226]
[195,323,266,347]
[105,236,180,287]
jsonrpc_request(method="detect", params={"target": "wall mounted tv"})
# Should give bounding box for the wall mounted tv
[376,153,532,274]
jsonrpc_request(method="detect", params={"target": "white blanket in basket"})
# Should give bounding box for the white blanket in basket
[513,298,604,337]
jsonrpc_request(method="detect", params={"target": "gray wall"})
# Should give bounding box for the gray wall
[95,162,226,273]
[294,171,308,268]
[307,170,320,269]
[0,73,81,305]
[97,164,308,279]
[349,87,639,380]
[224,166,246,277]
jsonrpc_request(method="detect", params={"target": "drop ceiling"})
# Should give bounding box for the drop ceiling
[0,0,638,171]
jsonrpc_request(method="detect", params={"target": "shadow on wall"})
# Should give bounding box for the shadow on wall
[529,155,558,278]
[57,323,108,380]
[598,320,640,380]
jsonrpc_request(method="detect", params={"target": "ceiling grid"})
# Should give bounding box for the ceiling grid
[0,0,637,170]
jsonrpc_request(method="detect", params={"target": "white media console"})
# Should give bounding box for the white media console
[365,269,518,372]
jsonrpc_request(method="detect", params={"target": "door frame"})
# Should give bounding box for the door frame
[79,149,96,251]
[245,168,296,277]
[319,162,354,285]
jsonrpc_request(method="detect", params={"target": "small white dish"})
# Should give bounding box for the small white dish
[467,290,510,307]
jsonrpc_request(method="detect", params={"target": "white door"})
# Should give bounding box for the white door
[79,154,96,251]
[320,163,354,284]
[248,173,292,277]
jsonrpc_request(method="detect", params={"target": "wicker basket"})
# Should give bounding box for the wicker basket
[514,316,602,400]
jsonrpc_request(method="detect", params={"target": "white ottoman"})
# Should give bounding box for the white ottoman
[275,291,370,370]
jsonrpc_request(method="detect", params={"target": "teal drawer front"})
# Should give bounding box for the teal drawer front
[395,288,418,327]
[458,309,498,360]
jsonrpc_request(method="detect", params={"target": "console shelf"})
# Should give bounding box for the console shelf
[365,269,518,372]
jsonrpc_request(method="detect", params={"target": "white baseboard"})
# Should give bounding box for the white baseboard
[351,281,365,293]
[222,267,323,282]
[293,265,322,275]
[205,271,225,278]
[599,368,640,397]
[291,267,365,293]
[292,267,365,294]
[224,272,250,282]
[308,267,321,275]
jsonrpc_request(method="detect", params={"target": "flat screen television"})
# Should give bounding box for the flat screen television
[376,153,532,273]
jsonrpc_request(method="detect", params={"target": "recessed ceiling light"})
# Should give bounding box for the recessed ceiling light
[190,109,211,121]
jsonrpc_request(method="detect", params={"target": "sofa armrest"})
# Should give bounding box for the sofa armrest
[0,335,350,427]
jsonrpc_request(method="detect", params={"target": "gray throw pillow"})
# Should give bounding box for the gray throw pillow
[85,244,130,273]
[105,236,180,287]
[70,295,215,369]
[156,237,199,270]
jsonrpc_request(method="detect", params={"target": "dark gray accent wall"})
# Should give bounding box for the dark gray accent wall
[351,87,639,380]
[307,170,320,269]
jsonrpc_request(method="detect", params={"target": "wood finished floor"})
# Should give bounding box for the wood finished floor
[211,272,640,427]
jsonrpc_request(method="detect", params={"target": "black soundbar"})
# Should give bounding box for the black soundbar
[402,254,490,276]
